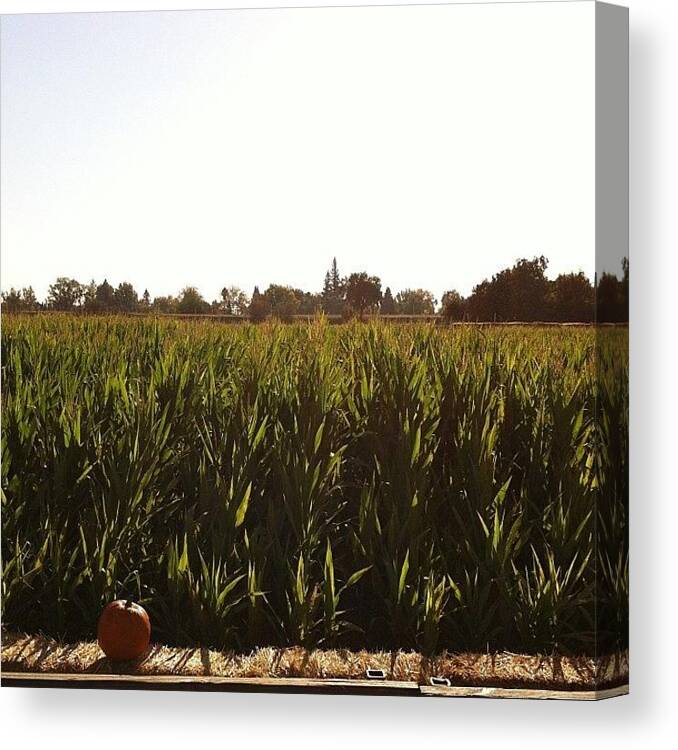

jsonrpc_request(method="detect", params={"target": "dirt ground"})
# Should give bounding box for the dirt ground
[1,631,628,691]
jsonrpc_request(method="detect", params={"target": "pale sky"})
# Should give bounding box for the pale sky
[1,2,596,303]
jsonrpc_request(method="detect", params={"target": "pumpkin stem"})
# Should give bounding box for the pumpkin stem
[125,598,134,608]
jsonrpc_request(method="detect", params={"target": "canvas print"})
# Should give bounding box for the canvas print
[0,2,628,699]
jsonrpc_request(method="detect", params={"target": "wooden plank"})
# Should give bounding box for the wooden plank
[420,683,629,701]
[0,671,628,700]
[0,671,418,696]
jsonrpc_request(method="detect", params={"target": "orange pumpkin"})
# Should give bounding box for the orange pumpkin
[97,600,151,661]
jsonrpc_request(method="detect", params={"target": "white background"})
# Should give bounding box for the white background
[1,1,676,748]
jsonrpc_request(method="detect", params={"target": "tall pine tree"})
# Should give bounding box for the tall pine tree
[381,286,396,315]
[322,258,344,315]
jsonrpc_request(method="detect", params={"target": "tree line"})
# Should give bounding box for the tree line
[1,255,628,322]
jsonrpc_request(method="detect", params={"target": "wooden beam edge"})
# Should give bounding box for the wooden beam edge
[0,671,628,700]
[420,683,629,701]
[0,671,418,695]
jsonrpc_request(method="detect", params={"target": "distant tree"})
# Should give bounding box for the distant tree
[1,288,23,312]
[141,289,151,309]
[82,280,99,312]
[21,286,38,310]
[151,295,178,314]
[621,256,629,321]
[597,256,629,323]
[328,257,341,292]
[95,279,115,312]
[465,256,550,321]
[504,256,550,321]
[114,282,139,313]
[219,286,250,315]
[381,287,396,315]
[440,290,466,321]
[249,286,269,322]
[394,288,437,316]
[596,273,619,322]
[177,286,210,314]
[1,287,38,312]
[321,257,345,315]
[549,272,594,322]
[463,279,492,321]
[47,277,84,310]
[264,284,300,322]
[344,272,382,320]
[596,258,628,324]
[292,289,322,315]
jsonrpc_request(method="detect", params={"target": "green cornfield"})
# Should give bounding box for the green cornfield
[1,316,628,656]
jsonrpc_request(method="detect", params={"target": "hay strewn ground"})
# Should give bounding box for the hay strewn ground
[1,632,628,690]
